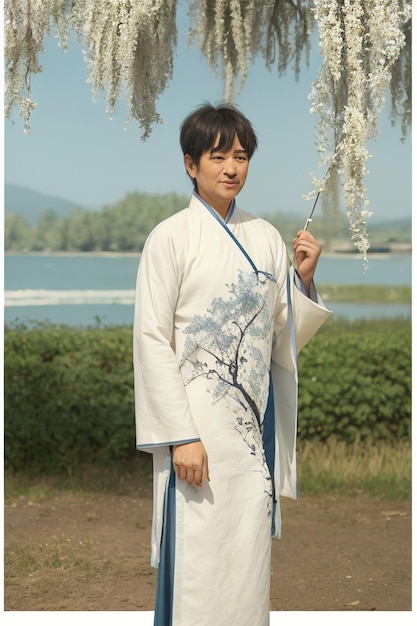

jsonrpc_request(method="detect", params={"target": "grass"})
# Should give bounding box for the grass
[5,438,411,502]
[316,284,411,303]
[4,455,154,501]
[5,541,120,581]
[297,438,411,499]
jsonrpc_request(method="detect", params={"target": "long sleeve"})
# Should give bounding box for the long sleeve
[133,228,200,450]
[270,262,332,506]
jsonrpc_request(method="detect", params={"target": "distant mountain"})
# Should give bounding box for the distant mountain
[4,183,85,225]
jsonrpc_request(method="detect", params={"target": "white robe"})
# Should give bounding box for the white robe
[133,193,331,625]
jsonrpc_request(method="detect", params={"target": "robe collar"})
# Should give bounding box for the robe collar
[192,190,236,224]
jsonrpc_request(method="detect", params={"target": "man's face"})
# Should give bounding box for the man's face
[184,134,249,218]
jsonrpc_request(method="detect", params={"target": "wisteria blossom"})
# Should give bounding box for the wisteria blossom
[188,0,263,101]
[4,0,69,133]
[189,0,315,100]
[5,0,177,139]
[308,0,411,258]
[72,0,177,139]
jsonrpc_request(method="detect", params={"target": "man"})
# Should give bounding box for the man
[133,103,331,625]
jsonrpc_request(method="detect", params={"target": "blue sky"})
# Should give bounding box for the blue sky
[4,3,411,222]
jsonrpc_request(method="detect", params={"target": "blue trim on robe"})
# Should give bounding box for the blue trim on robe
[287,271,298,365]
[154,461,176,626]
[286,269,298,500]
[137,437,201,450]
[262,374,276,535]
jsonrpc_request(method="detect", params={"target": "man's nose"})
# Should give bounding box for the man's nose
[224,158,237,176]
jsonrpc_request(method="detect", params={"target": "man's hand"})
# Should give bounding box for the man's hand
[292,230,322,295]
[172,441,209,488]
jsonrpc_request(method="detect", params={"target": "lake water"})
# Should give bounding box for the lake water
[4,253,412,327]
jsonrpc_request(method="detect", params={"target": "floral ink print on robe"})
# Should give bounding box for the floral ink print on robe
[180,269,277,516]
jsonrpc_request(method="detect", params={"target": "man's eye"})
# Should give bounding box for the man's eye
[211,155,224,161]
[235,156,247,162]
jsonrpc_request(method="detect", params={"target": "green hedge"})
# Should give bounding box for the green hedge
[4,324,135,474]
[297,318,411,442]
[4,318,411,475]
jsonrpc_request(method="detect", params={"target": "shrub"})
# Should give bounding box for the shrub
[4,323,135,474]
[4,318,411,475]
[297,318,411,442]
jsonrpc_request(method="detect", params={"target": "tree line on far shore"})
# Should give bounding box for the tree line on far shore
[4,191,410,253]
[4,191,190,253]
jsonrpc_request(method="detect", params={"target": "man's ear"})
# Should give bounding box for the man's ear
[184,154,197,178]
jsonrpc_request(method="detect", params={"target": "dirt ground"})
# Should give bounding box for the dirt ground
[4,480,412,613]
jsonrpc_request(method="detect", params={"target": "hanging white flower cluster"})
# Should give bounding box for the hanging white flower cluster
[389,18,411,141]
[4,0,177,139]
[4,0,70,133]
[308,0,412,258]
[189,0,315,100]
[188,0,262,101]
[72,0,177,139]
[263,0,316,78]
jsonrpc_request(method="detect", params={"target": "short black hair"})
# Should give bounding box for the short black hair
[180,102,258,168]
